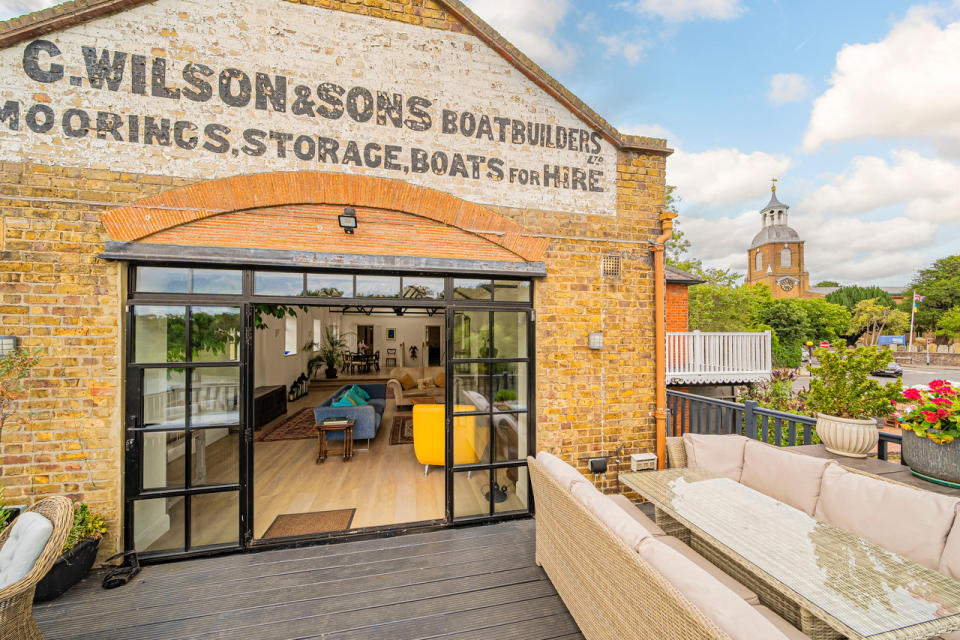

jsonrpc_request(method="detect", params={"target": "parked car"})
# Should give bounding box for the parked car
[872,361,903,377]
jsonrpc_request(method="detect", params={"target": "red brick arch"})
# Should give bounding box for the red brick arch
[100,172,548,262]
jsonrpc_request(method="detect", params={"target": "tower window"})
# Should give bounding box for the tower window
[755,251,762,272]
[780,247,792,268]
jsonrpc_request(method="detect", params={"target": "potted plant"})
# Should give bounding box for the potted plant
[896,380,959,486]
[33,502,106,602]
[308,327,348,379]
[806,346,902,457]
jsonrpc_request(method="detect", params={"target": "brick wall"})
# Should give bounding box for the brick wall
[0,0,665,550]
[665,283,689,332]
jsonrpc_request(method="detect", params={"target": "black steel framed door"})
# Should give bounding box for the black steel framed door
[123,288,248,558]
[445,306,536,522]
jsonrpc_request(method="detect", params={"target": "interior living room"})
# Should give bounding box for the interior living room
[246,301,530,540]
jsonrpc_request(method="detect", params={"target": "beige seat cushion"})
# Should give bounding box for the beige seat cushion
[636,537,792,640]
[571,482,651,551]
[753,605,812,639]
[609,494,666,536]
[658,536,759,604]
[739,441,834,515]
[535,451,587,492]
[681,433,748,482]
[940,514,960,580]
[815,464,960,571]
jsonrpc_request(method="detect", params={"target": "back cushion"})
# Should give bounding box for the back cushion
[571,482,651,551]
[536,451,587,492]
[739,441,833,515]
[681,434,748,482]
[941,516,960,581]
[815,464,960,571]
[636,538,791,640]
[0,512,54,589]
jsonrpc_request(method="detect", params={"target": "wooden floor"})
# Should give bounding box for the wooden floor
[34,520,584,640]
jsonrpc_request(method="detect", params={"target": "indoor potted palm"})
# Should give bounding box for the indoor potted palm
[806,346,902,457]
[896,380,959,486]
[34,502,106,601]
[308,327,348,379]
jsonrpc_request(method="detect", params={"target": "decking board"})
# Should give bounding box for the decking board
[34,520,584,640]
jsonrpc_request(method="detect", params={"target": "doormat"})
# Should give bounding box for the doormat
[256,408,315,442]
[390,413,414,445]
[262,509,356,539]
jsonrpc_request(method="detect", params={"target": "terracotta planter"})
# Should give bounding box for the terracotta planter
[902,428,960,485]
[815,413,879,458]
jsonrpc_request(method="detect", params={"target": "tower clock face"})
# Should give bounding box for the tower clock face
[777,277,797,292]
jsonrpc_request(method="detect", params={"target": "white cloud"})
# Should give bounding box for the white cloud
[628,0,744,22]
[598,33,649,65]
[462,0,579,71]
[668,148,792,207]
[619,123,676,141]
[800,150,960,222]
[768,73,810,105]
[0,0,60,20]
[803,7,960,151]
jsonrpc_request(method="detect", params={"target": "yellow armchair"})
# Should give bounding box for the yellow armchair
[413,404,484,475]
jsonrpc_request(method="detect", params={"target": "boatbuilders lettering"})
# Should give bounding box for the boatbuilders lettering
[1,40,606,192]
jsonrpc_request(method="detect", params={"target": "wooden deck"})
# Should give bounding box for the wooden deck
[34,519,584,640]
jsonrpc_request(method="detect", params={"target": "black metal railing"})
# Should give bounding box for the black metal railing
[666,389,903,462]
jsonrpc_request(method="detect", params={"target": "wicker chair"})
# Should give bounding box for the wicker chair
[0,496,74,640]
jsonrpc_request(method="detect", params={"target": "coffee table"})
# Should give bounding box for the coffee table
[316,419,354,463]
[621,468,960,640]
[408,396,439,405]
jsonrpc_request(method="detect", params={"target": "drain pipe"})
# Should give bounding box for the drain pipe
[650,210,676,469]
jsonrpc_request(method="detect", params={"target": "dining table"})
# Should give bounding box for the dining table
[620,468,960,640]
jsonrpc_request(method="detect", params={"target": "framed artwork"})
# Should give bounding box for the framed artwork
[386,328,397,341]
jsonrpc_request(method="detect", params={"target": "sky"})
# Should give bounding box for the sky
[3,0,959,286]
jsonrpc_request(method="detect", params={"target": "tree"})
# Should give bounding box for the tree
[851,298,910,344]
[1,348,41,441]
[938,306,960,340]
[801,298,852,343]
[757,299,811,349]
[826,286,896,311]
[688,283,773,332]
[815,280,840,287]
[907,255,960,333]
[663,186,743,288]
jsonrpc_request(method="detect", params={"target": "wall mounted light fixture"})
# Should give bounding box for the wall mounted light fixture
[588,332,604,350]
[338,208,357,234]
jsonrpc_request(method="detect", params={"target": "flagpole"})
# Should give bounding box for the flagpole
[909,295,917,352]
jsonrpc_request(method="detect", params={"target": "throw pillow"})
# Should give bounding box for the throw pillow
[434,371,445,388]
[0,511,54,589]
[417,377,435,389]
[350,384,370,400]
[331,395,356,408]
[398,373,417,390]
[345,388,368,406]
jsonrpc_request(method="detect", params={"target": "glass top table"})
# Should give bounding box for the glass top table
[621,468,960,640]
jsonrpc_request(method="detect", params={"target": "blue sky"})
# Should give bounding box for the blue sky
[462,0,960,286]
[4,0,959,285]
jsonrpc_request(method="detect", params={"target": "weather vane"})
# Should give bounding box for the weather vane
[771,177,778,192]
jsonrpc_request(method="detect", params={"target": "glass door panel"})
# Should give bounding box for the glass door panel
[448,307,533,521]
[127,303,244,556]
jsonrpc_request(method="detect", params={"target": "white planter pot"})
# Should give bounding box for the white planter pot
[815,413,879,458]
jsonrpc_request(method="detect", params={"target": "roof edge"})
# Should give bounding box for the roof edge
[0,0,673,156]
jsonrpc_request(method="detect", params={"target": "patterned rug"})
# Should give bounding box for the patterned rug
[262,509,355,538]
[256,407,315,442]
[390,413,414,445]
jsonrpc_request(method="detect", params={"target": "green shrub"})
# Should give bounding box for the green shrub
[494,389,517,402]
[806,346,901,419]
[63,502,106,553]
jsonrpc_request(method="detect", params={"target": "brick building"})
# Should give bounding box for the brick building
[745,185,815,299]
[0,0,671,559]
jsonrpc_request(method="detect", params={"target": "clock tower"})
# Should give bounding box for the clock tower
[745,183,812,298]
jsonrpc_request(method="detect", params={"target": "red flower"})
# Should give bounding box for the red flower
[922,411,939,423]
[932,397,953,407]
[903,388,922,401]
[937,408,950,418]
[930,379,947,389]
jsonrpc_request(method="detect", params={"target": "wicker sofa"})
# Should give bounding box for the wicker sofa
[667,433,960,640]
[528,453,809,640]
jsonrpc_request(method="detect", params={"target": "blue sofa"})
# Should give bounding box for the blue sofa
[313,384,387,442]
